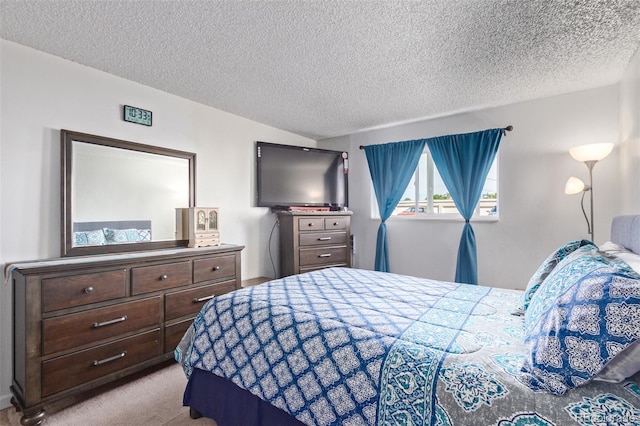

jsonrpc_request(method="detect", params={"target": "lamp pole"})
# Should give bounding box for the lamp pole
[585,160,596,242]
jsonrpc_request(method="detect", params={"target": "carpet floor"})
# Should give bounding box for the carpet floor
[0,362,215,426]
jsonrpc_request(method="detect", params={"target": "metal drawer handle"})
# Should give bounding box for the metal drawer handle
[84,286,94,294]
[160,274,169,280]
[92,351,126,366]
[317,237,331,241]
[318,254,332,258]
[212,266,220,271]
[92,315,127,328]
[193,295,215,303]
[308,222,314,226]
[333,222,339,226]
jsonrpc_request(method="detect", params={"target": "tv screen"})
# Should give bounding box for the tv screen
[256,142,348,209]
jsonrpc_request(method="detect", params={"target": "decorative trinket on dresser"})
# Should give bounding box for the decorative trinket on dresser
[176,207,220,248]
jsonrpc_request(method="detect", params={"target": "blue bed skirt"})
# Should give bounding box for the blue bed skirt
[184,367,304,426]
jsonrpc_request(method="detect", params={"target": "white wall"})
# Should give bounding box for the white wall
[0,40,315,409]
[320,85,621,290]
[620,45,640,213]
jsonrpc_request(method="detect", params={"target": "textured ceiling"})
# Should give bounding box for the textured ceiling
[2,1,640,140]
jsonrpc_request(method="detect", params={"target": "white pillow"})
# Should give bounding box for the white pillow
[599,240,640,275]
[595,340,640,383]
[599,240,625,252]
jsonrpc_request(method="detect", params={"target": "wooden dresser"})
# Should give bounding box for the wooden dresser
[278,211,352,277]
[10,244,243,425]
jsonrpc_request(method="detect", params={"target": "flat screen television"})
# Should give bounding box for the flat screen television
[256,141,348,210]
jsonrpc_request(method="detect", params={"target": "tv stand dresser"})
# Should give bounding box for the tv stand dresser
[9,244,243,426]
[278,211,352,277]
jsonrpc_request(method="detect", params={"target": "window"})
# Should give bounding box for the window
[390,149,498,218]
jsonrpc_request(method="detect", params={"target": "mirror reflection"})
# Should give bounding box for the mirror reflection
[62,130,195,256]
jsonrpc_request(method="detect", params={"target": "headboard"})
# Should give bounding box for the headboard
[610,215,640,255]
[73,220,151,233]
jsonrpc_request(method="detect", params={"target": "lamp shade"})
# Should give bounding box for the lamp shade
[565,176,587,195]
[569,143,614,162]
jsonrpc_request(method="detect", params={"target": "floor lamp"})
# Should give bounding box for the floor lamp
[564,143,614,242]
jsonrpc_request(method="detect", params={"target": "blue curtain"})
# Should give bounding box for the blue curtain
[364,139,426,272]
[426,128,503,284]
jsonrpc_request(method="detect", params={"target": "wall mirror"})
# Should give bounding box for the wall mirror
[62,129,196,256]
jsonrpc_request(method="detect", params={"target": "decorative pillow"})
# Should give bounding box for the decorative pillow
[521,246,640,395]
[137,228,152,241]
[522,239,594,311]
[524,244,601,330]
[104,228,151,244]
[73,229,107,246]
[591,241,640,382]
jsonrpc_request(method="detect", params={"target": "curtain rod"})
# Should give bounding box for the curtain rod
[358,125,514,150]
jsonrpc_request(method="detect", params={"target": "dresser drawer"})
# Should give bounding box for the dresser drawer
[131,261,191,295]
[165,318,194,353]
[193,255,235,283]
[189,231,220,249]
[42,269,126,312]
[299,231,347,247]
[298,217,324,231]
[299,246,348,267]
[41,329,161,397]
[42,297,161,355]
[324,217,348,231]
[192,236,220,248]
[165,280,235,321]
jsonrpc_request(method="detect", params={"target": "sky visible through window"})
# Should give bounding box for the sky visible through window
[401,155,498,201]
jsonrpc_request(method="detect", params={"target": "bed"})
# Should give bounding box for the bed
[175,215,640,425]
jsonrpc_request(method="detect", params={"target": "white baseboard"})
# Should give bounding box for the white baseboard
[0,392,12,410]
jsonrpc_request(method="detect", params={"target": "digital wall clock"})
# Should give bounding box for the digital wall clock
[123,105,152,126]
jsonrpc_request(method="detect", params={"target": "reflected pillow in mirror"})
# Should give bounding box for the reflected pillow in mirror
[73,230,107,246]
[104,228,151,244]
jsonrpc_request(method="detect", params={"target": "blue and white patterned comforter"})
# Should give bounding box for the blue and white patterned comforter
[176,267,640,425]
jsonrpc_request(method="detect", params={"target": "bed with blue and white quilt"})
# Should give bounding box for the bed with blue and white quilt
[176,216,640,426]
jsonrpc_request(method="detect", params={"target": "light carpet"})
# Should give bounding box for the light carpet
[0,362,215,426]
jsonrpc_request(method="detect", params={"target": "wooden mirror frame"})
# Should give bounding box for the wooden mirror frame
[61,129,196,256]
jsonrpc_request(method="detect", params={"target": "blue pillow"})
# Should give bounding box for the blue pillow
[522,240,594,310]
[521,246,640,395]
[73,229,107,246]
